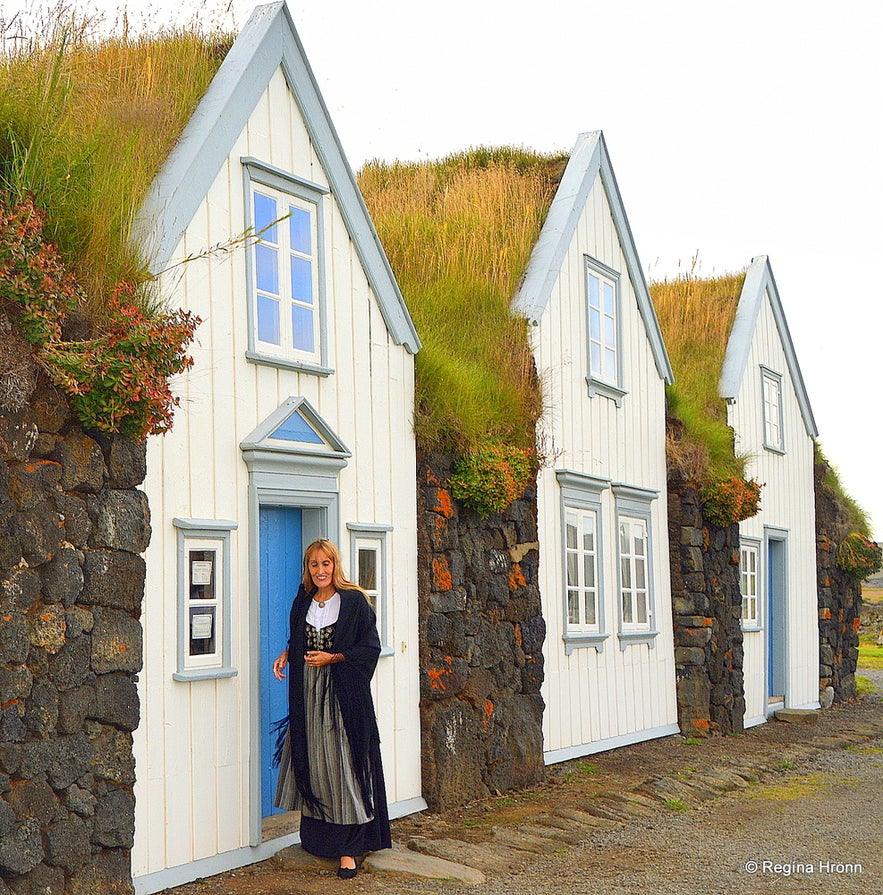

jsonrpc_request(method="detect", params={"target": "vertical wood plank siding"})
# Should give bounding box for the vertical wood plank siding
[535,180,677,759]
[729,295,819,721]
[133,68,420,878]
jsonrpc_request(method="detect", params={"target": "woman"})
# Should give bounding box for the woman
[272,538,391,879]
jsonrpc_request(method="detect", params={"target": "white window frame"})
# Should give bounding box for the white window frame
[740,539,761,631]
[613,484,659,649]
[347,523,393,657]
[172,518,238,681]
[761,366,785,453]
[556,470,610,653]
[584,255,626,406]
[243,158,331,376]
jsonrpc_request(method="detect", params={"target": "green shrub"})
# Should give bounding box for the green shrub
[449,443,534,517]
[837,532,882,582]
[701,477,763,528]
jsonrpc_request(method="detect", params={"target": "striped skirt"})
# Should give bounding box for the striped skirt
[274,664,373,826]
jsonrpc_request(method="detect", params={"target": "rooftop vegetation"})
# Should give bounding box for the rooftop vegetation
[0,10,226,437]
[359,147,566,456]
[359,148,567,514]
[650,270,746,485]
[0,11,226,312]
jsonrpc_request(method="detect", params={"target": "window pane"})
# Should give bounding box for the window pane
[189,549,216,600]
[189,605,216,656]
[590,342,601,375]
[582,514,594,550]
[634,529,645,556]
[602,282,615,315]
[584,555,595,588]
[603,315,616,347]
[257,294,280,344]
[589,308,601,340]
[291,305,315,353]
[289,206,312,255]
[568,591,580,625]
[253,192,278,242]
[290,256,313,304]
[636,592,648,624]
[621,557,631,589]
[585,594,596,626]
[620,522,629,553]
[604,347,616,378]
[255,244,279,294]
[565,517,577,549]
[588,274,599,309]
[635,558,646,590]
[358,547,377,590]
[622,592,633,624]
[566,553,578,588]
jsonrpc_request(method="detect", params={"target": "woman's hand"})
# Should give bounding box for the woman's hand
[304,650,335,668]
[272,649,289,680]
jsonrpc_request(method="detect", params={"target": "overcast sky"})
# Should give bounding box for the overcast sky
[7,0,883,538]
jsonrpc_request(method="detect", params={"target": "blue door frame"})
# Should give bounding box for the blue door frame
[258,506,303,818]
[766,536,786,704]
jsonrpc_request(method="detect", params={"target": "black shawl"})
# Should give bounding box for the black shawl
[283,584,391,851]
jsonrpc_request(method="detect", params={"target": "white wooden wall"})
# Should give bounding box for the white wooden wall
[133,68,421,880]
[728,293,819,724]
[533,179,678,760]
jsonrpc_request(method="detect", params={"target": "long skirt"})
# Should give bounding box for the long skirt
[274,665,374,858]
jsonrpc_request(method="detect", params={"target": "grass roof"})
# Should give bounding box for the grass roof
[0,12,228,315]
[359,147,567,455]
[650,271,746,483]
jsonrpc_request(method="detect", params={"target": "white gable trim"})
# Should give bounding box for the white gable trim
[138,1,420,354]
[511,131,673,385]
[719,255,818,438]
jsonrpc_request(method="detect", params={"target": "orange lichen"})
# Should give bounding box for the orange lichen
[691,718,710,732]
[426,657,453,692]
[507,563,527,590]
[432,556,452,591]
[434,488,454,519]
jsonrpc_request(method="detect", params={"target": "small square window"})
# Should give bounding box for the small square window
[761,367,785,453]
[173,520,238,681]
[348,525,393,655]
[740,543,760,628]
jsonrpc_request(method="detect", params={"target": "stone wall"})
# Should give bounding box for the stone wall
[0,381,148,895]
[416,452,545,811]
[667,467,745,735]
[814,460,862,703]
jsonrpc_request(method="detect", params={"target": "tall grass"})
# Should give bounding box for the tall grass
[815,442,873,536]
[650,271,746,482]
[359,148,566,454]
[0,9,227,315]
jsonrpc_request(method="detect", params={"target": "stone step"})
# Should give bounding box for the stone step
[774,708,819,723]
[515,822,576,845]
[364,843,485,884]
[532,813,587,834]
[491,827,556,853]
[408,837,526,874]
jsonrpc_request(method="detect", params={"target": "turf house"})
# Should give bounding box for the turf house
[653,257,822,729]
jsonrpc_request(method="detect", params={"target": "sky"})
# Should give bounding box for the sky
[5,0,883,538]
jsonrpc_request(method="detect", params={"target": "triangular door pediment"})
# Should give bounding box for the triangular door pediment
[240,396,350,459]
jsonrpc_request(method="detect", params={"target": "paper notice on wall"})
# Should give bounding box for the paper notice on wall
[191,560,213,585]
[191,613,213,640]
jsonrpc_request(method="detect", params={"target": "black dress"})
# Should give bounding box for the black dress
[274,586,391,858]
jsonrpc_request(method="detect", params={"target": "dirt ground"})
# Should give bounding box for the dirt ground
[161,679,883,895]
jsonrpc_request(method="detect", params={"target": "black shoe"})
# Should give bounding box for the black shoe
[336,865,358,880]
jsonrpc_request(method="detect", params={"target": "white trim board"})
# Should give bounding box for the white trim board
[543,723,681,765]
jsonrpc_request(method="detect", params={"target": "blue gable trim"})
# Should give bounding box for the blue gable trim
[511,131,673,385]
[138,1,420,354]
[719,255,817,438]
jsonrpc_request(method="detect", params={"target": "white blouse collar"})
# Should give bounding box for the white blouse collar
[305,591,340,628]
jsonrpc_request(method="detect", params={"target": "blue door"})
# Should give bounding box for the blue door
[259,506,302,817]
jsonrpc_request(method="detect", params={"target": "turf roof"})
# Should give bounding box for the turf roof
[358,147,567,455]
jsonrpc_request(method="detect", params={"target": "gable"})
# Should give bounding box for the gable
[719,255,817,438]
[512,131,673,385]
[138,1,419,354]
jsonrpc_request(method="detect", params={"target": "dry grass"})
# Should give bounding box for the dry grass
[0,9,227,314]
[651,271,746,482]
[359,148,566,453]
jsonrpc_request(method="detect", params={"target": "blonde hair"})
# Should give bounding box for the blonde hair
[301,538,367,597]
